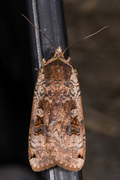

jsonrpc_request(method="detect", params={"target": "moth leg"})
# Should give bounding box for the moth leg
[66,57,71,63]
[42,58,46,67]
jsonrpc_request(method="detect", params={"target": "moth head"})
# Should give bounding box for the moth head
[54,46,64,59]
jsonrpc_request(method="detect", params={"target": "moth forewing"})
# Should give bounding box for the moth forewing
[29,47,85,172]
[28,68,56,171]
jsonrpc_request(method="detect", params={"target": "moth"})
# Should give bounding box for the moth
[29,45,85,172]
[22,14,108,172]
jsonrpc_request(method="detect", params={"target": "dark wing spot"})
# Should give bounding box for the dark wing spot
[78,154,83,159]
[31,154,36,158]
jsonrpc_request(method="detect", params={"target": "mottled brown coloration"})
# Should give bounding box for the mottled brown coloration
[29,46,85,172]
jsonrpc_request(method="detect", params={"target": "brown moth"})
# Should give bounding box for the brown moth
[29,46,85,172]
[22,14,108,172]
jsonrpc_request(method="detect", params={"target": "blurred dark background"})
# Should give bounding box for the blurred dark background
[0,0,120,180]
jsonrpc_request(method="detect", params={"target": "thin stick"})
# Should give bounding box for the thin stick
[62,25,109,55]
[21,14,56,52]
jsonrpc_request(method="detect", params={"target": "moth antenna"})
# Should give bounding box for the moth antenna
[35,68,39,71]
[21,14,56,52]
[62,25,109,55]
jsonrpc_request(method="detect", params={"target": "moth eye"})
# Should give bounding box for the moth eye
[55,79,57,82]
[59,79,61,82]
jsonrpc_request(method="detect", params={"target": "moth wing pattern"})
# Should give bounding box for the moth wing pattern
[46,67,85,172]
[29,46,85,172]
[29,68,55,171]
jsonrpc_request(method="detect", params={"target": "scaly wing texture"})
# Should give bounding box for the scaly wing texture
[29,68,55,171]
[46,68,86,171]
